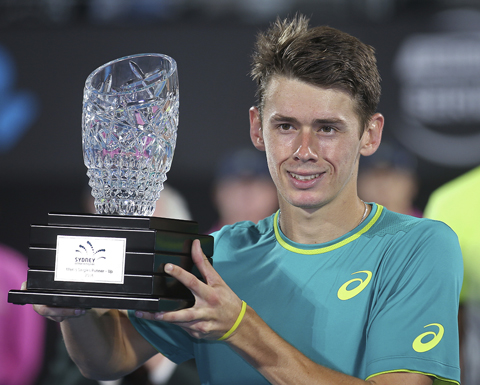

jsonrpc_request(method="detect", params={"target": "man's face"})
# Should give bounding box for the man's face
[250,76,378,212]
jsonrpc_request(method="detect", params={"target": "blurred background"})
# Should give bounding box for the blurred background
[1,0,480,254]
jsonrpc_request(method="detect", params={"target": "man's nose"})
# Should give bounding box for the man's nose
[293,129,317,162]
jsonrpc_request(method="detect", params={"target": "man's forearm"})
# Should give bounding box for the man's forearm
[225,306,367,385]
[60,309,146,380]
[226,306,432,385]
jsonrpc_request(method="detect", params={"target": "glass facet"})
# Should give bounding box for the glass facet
[82,53,179,216]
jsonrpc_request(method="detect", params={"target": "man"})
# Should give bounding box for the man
[33,15,462,385]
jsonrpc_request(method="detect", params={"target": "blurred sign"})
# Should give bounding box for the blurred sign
[393,12,480,167]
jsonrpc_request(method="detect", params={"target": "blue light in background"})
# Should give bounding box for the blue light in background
[0,44,39,153]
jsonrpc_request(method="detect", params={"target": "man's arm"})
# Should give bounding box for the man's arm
[135,240,434,385]
[226,305,433,385]
[33,304,157,380]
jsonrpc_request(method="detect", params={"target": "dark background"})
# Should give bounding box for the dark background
[1,0,480,256]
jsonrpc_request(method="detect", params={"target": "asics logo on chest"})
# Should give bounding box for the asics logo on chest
[337,270,372,300]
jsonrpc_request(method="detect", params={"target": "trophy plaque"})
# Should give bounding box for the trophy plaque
[8,53,212,311]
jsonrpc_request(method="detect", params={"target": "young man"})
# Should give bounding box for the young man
[33,15,462,385]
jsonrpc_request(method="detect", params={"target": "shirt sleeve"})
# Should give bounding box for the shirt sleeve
[365,220,463,384]
[128,310,196,364]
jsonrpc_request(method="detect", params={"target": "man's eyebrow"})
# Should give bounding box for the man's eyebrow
[270,114,346,125]
[270,114,299,124]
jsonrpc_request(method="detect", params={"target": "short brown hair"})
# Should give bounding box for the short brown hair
[251,14,381,130]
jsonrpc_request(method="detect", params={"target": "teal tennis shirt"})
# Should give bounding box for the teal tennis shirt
[129,203,462,385]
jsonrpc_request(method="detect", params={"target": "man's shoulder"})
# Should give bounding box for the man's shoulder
[371,206,456,242]
[212,213,276,248]
[372,206,430,231]
[370,208,463,286]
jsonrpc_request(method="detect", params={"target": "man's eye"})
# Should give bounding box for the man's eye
[278,123,293,130]
[320,126,335,133]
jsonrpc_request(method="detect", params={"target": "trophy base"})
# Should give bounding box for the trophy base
[8,212,213,312]
[8,289,191,312]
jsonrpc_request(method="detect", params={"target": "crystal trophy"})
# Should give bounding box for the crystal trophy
[8,53,213,312]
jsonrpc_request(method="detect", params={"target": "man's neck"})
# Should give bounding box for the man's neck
[278,198,370,245]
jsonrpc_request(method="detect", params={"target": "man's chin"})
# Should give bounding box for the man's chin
[289,199,324,212]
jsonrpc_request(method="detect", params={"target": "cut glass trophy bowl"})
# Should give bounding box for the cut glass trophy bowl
[82,53,179,216]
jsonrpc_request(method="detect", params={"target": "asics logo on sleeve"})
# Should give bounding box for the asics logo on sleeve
[337,270,372,300]
[412,323,444,353]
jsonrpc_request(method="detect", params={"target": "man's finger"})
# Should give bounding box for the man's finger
[164,261,203,297]
[33,304,85,321]
[191,239,221,286]
[163,239,218,295]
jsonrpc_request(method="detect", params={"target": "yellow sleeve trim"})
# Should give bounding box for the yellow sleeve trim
[273,204,383,255]
[366,369,459,385]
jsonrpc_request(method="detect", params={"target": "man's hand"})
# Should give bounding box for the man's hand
[133,239,244,341]
[23,281,86,323]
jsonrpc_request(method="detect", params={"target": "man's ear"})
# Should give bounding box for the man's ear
[250,106,265,151]
[360,113,384,157]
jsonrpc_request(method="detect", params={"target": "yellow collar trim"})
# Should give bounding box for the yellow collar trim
[273,204,383,255]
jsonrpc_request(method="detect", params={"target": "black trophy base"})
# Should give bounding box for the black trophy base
[7,290,192,312]
[8,212,213,312]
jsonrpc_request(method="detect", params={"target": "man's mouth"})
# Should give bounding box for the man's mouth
[289,172,320,181]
